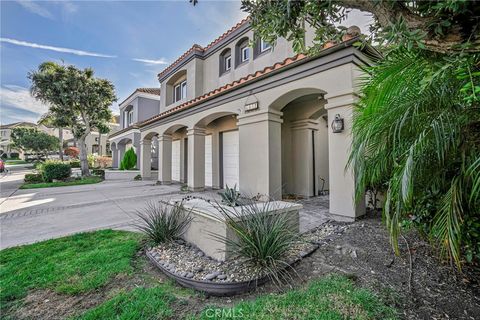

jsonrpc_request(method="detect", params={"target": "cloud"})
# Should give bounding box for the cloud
[132,58,169,65]
[15,0,54,19]
[0,85,50,123]
[0,37,117,58]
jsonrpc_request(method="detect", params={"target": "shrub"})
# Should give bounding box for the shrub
[95,156,112,168]
[33,161,44,171]
[134,174,142,181]
[219,184,241,206]
[69,159,81,168]
[24,173,44,184]
[135,201,192,245]
[92,169,105,179]
[120,148,136,170]
[214,200,299,284]
[42,161,71,182]
[64,147,79,158]
[87,154,96,168]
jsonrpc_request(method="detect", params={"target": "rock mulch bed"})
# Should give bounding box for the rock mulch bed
[147,223,346,283]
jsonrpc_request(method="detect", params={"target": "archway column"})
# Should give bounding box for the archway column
[117,144,126,168]
[237,110,283,199]
[157,134,172,184]
[290,119,319,197]
[111,144,119,168]
[187,127,206,191]
[140,139,152,179]
[211,131,220,189]
[325,90,365,221]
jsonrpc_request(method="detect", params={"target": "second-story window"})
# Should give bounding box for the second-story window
[174,80,187,102]
[128,110,134,125]
[241,46,249,62]
[260,39,271,52]
[225,55,232,71]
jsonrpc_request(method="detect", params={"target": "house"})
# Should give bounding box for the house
[109,88,161,169]
[109,19,379,221]
[65,117,120,156]
[0,122,74,159]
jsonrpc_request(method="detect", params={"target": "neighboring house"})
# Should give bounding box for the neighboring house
[109,88,161,169]
[65,119,120,156]
[0,122,74,159]
[109,18,380,221]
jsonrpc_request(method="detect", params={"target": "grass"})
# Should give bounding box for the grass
[1,230,398,319]
[0,230,141,313]
[20,176,103,189]
[198,275,398,320]
[75,286,175,320]
[4,160,28,165]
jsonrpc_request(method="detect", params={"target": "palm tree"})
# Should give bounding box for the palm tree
[348,49,480,267]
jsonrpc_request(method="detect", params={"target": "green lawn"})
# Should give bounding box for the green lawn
[0,230,141,313]
[20,176,103,189]
[0,230,397,319]
[4,160,28,165]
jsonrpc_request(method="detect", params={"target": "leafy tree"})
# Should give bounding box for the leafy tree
[241,0,480,266]
[29,62,116,176]
[38,113,64,161]
[11,127,59,160]
[120,148,137,170]
[64,147,80,159]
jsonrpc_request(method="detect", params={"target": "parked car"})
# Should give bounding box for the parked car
[0,159,5,173]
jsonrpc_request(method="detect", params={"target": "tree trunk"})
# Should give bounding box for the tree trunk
[58,128,64,161]
[78,136,90,176]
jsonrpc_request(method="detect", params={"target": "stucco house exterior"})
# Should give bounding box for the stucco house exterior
[109,18,379,221]
[65,119,120,156]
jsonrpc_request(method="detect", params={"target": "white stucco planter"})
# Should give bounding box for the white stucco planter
[165,199,302,261]
[104,169,140,180]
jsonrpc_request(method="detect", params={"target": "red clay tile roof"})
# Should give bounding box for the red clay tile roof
[157,18,250,80]
[141,52,308,127]
[119,87,160,106]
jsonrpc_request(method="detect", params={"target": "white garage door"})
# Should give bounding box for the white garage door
[205,135,213,187]
[222,130,239,188]
[171,140,181,181]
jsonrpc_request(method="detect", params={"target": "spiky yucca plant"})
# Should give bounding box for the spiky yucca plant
[135,201,192,245]
[349,49,480,267]
[214,200,299,284]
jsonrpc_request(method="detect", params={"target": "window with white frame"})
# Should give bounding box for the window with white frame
[260,39,271,52]
[225,55,232,71]
[241,46,249,62]
[127,110,134,125]
[174,80,187,102]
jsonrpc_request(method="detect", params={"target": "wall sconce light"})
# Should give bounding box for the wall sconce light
[331,114,344,133]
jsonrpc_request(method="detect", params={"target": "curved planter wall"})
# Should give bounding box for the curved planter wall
[146,251,268,296]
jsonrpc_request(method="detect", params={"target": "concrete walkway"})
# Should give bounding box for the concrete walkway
[0,179,185,249]
[0,174,329,249]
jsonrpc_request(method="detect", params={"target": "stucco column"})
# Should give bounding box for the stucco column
[237,110,283,199]
[187,127,206,191]
[325,91,365,221]
[140,140,152,179]
[111,144,119,168]
[117,144,126,168]
[290,119,319,197]
[157,134,172,184]
[211,131,220,189]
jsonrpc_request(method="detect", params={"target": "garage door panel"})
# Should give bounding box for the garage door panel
[205,135,212,187]
[222,131,239,188]
[172,140,181,182]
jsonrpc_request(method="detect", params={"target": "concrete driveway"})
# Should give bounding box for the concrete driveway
[0,177,190,249]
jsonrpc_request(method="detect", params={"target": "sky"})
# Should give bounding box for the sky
[0,0,373,125]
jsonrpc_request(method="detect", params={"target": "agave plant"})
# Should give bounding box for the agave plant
[219,184,241,206]
[213,200,300,284]
[135,201,192,245]
[349,49,480,267]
